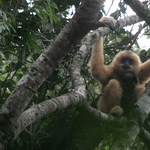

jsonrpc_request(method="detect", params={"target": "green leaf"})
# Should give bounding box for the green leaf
[50,1,58,10]
[147,48,150,56]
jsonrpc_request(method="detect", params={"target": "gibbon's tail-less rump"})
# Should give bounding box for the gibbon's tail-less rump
[91,17,150,116]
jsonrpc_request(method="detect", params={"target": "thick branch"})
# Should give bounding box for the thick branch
[124,0,150,25]
[14,91,85,138]
[14,34,89,138]
[0,0,103,122]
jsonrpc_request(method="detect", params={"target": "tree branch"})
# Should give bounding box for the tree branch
[0,0,103,123]
[14,36,88,138]
[85,15,142,47]
[139,127,150,149]
[124,0,150,25]
[14,91,85,138]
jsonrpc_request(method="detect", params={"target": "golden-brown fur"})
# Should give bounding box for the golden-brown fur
[90,17,150,115]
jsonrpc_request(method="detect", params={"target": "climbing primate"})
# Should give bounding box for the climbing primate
[91,17,150,116]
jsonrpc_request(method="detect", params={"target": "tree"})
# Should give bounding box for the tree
[0,0,150,149]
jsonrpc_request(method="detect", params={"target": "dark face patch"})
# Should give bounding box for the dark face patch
[121,57,133,65]
[121,57,133,70]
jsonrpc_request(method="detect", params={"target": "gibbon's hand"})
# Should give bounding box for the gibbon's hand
[122,71,138,85]
[99,16,117,30]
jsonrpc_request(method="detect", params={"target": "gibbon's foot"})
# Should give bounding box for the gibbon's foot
[99,16,117,30]
[109,106,123,117]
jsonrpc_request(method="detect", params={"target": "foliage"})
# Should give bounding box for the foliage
[1,0,150,150]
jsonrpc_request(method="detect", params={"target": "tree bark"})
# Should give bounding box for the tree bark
[0,0,103,148]
[0,0,102,122]
[124,0,150,25]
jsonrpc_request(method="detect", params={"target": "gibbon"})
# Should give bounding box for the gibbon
[91,17,150,116]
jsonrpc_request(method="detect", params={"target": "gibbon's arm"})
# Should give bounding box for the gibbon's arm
[90,38,113,85]
[91,17,116,85]
[138,60,150,84]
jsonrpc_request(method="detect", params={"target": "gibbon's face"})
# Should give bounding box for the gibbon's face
[112,50,141,75]
[120,57,133,71]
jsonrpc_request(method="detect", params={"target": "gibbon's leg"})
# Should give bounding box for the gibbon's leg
[98,79,123,116]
